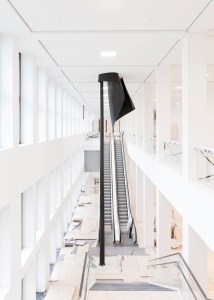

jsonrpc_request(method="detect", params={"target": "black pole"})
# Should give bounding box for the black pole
[99,81,105,266]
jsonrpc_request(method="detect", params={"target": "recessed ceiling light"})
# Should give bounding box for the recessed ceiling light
[153,99,156,102]
[101,51,116,57]
[175,86,183,90]
[206,73,210,77]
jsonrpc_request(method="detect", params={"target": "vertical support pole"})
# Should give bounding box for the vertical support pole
[99,81,105,266]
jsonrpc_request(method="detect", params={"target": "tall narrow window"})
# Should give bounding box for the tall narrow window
[62,92,68,137]
[37,68,47,142]
[56,85,62,139]
[20,55,34,144]
[19,52,22,144]
[48,79,56,140]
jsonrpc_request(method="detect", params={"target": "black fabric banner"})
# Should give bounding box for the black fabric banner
[98,72,135,125]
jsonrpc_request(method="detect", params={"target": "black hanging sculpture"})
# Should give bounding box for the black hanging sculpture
[98,72,135,266]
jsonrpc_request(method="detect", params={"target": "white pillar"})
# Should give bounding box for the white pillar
[10,196,22,299]
[0,36,16,148]
[22,186,35,248]
[183,221,207,293]
[156,67,171,161]
[56,218,63,249]
[136,166,144,222]
[136,91,143,148]
[36,244,46,293]
[0,205,11,287]
[182,33,207,180]
[156,191,171,256]
[142,82,154,152]
[49,228,56,264]
[23,260,36,300]
[143,175,154,249]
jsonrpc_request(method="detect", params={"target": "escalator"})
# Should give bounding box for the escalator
[103,132,137,245]
[115,139,129,228]
[104,141,112,227]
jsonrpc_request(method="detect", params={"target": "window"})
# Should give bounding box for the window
[36,68,47,142]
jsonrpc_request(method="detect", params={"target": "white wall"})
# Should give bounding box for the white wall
[0,35,91,300]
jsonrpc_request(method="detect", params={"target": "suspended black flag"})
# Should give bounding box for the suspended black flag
[98,72,135,125]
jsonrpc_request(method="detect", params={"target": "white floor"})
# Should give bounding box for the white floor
[43,192,185,300]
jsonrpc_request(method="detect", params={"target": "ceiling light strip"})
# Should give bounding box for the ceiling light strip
[61,70,91,110]
[59,64,156,68]
[187,0,213,31]
[31,29,186,34]
[38,40,59,66]
[135,38,182,93]
[6,0,33,32]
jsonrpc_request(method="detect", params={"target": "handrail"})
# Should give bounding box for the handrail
[111,134,121,243]
[79,252,88,298]
[120,132,137,243]
[109,137,115,242]
[148,252,211,300]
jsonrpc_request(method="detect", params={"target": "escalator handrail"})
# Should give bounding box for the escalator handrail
[110,134,121,243]
[109,137,115,242]
[120,131,137,243]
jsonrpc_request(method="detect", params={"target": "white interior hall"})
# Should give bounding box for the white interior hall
[1,0,214,300]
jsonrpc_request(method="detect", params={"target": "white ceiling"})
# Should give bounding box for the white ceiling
[1,0,214,113]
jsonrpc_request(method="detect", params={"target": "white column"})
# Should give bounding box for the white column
[49,228,56,264]
[136,91,143,148]
[0,36,16,148]
[183,221,207,293]
[143,175,154,249]
[156,67,171,161]
[36,244,46,293]
[22,186,35,248]
[156,191,171,256]
[23,260,36,300]
[182,33,207,180]
[136,166,144,222]
[10,196,22,299]
[0,205,11,287]
[142,82,154,152]
[56,218,63,249]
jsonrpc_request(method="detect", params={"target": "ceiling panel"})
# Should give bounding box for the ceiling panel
[40,32,183,66]
[62,66,155,83]
[10,0,210,31]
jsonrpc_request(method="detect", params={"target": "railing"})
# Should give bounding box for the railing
[120,132,137,243]
[194,146,214,183]
[79,252,88,299]
[111,134,121,243]
[85,132,99,140]
[148,253,211,300]
[79,254,97,300]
